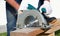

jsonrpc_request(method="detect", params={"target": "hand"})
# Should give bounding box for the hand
[40,1,52,15]
[18,10,23,14]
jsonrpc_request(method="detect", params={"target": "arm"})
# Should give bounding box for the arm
[6,0,20,11]
[44,0,50,2]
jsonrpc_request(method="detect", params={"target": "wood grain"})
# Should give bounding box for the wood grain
[10,19,60,36]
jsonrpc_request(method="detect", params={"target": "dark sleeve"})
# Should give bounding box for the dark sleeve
[15,0,22,5]
[37,0,44,10]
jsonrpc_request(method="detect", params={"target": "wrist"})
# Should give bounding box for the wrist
[16,5,20,11]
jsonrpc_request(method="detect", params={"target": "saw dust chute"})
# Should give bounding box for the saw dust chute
[16,10,52,30]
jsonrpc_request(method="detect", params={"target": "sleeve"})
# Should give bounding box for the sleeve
[37,0,44,10]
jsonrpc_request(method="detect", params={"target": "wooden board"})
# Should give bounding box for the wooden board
[10,28,44,36]
[45,19,60,33]
[37,32,55,36]
[10,19,60,36]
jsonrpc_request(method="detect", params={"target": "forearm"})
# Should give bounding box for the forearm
[6,0,20,10]
[44,0,50,2]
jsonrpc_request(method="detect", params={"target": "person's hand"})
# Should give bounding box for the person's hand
[40,1,52,15]
[18,10,23,14]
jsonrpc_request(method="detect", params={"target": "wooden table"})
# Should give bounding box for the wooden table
[10,19,60,36]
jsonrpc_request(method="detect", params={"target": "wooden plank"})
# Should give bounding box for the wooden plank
[45,19,60,33]
[48,33,55,36]
[10,28,44,36]
[38,32,55,36]
[10,19,60,36]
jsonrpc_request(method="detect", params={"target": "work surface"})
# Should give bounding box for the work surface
[10,19,60,36]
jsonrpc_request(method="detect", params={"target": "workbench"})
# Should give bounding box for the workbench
[10,19,60,36]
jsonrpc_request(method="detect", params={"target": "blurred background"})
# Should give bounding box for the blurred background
[0,0,7,33]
